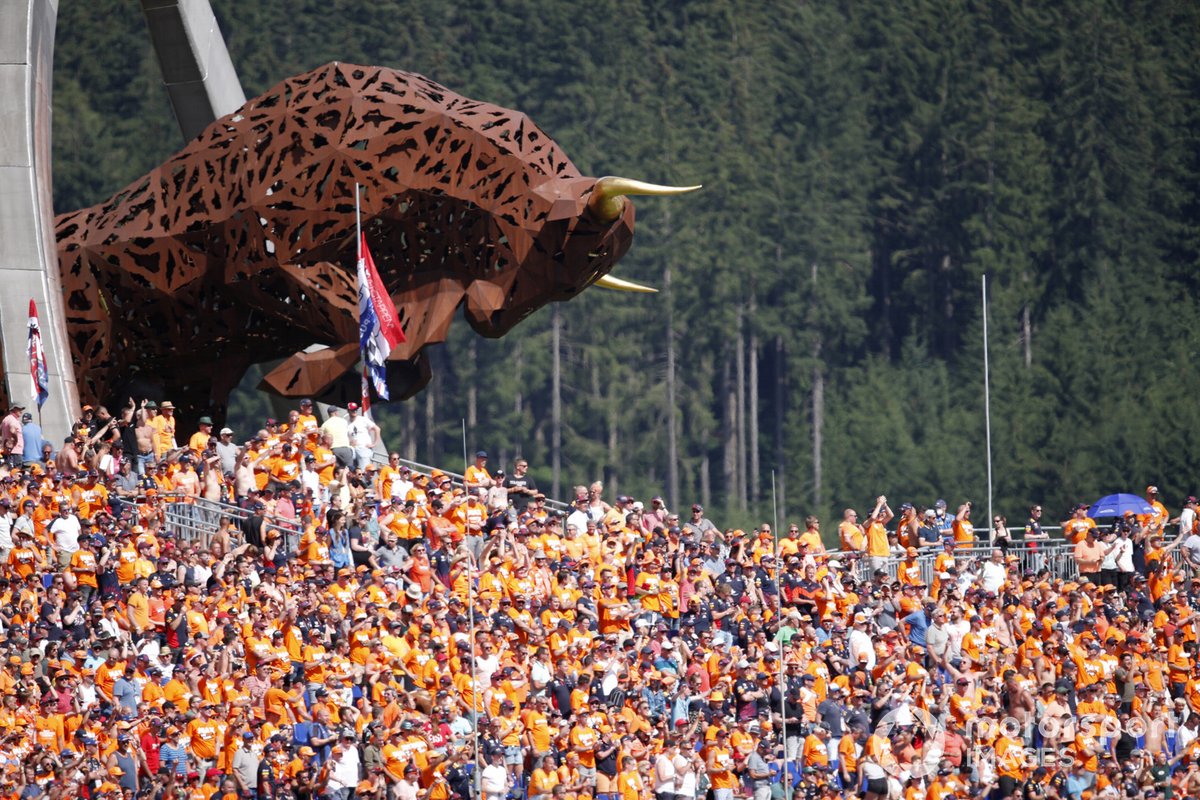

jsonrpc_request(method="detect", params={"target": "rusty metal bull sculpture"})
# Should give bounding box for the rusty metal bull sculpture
[54,62,697,420]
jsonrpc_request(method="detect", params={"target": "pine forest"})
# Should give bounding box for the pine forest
[51,0,1200,533]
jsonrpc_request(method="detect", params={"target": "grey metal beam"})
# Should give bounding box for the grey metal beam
[0,0,81,435]
[138,0,246,141]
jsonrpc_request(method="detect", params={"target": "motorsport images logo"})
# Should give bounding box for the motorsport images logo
[871,708,1150,779]
[872,703,947,779]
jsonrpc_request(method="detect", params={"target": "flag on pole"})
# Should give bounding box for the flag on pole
[361,365,371,415]
[27,300,49,409]
[357,232,405,400]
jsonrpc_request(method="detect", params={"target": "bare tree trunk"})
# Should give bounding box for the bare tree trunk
[812,352,824,515]
[774,334,786,522]
[467,337,478,438]
[513,340,524,457]
[403,399,416,461]
[748,295,760,506]
[722,356,736,509]
[424,366,435,463]
[811,263,823,514]
[735,306,747,512]
[701,449,711,510]
[551,305,562,500]
[1022,303,1032,368]
[607,381,619,498]
[664,209,679,511]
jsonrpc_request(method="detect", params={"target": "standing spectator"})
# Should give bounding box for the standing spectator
[0,404,24,467]
[345,404,379,469]
[481,750,510,800]
[20,410,44,465]
[504,459,538,513]
[865,497,894,573]
[215,427,240,475]
[465,451,495,490]
[320,407,353,468]
[326,733,361,800]
[1074,528,1105,585]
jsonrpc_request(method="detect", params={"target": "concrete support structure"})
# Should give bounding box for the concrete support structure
[139,0,246,141]
[0,0,79,436]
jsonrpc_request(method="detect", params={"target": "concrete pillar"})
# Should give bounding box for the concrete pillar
[138,0,246,141]
[0,0,80,438]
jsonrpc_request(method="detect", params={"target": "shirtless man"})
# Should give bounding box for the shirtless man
[135,401,156,474]
[1002,669,1036,735]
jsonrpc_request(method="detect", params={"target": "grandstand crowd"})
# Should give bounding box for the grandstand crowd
[0,397,1199,800]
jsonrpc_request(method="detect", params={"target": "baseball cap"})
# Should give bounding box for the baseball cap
[346,402,359,411]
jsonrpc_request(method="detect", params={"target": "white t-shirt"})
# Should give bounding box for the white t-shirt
[50,514,82,554]
[848,628,876,670]
[653,753,677,793]
[674,754,695,799]
[347,417,376,450]
[981,561,1007,593]
[481,764,509,796]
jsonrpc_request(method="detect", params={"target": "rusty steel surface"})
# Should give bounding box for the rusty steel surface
[55,62,636,418]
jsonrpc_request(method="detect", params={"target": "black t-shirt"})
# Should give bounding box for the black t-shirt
[548,676,574,717]
[716,572,746,601]
[816,699,846,736]
[711,597,734,632]
[242,514,265,548]
[256,758,276,799]
[753,566,778,596]
[349,525,372,567]
[446,764,472,800]
[684,597,712,633]
[504,474,538,512]
[733,677,760,717]
[429,547,452,584]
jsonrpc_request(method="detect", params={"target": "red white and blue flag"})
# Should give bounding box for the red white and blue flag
[357,232,405,400]
[27,300,49,409]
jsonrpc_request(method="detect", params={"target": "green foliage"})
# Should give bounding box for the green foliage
[51,0,1200,534]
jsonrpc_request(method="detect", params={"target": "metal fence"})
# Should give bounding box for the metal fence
[163,495,303,549]
[368,452,572,514]
[828,539,1080,584]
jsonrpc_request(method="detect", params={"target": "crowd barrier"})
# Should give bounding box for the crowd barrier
[156,483,1088,587]
[829,539,1081,584]
[162,495,303,550]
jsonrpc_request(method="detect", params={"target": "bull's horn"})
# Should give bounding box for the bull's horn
[587,177,702,222]
[593,274,658,293]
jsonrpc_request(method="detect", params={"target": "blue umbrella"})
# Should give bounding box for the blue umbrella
[1087,493,1153,518]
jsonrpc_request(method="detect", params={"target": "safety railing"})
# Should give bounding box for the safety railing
[162,495,303,549]
[828,540,1081,584]
[368,451,572,514]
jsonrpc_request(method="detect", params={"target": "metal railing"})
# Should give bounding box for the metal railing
[823,539,1081,584]
[163,495,303,548]
[368,451,572,514]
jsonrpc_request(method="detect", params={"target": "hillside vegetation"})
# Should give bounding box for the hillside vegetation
[52,0,1200,528]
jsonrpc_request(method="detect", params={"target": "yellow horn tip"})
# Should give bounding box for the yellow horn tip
[593,274,658,293]
[587,177,702,222]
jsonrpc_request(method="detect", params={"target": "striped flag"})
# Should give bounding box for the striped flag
[357,232,405,400]
[27,300,49,409]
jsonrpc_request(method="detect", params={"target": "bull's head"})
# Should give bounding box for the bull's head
[54,63,697,413]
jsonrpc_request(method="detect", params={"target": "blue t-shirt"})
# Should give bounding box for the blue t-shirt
[902,609,929,647]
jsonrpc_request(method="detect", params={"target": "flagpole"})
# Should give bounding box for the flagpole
[462,419,469,479]
[355,183,362,258]
[982,275,994,543]
[774,470,788,798]
[357,183,365,409]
